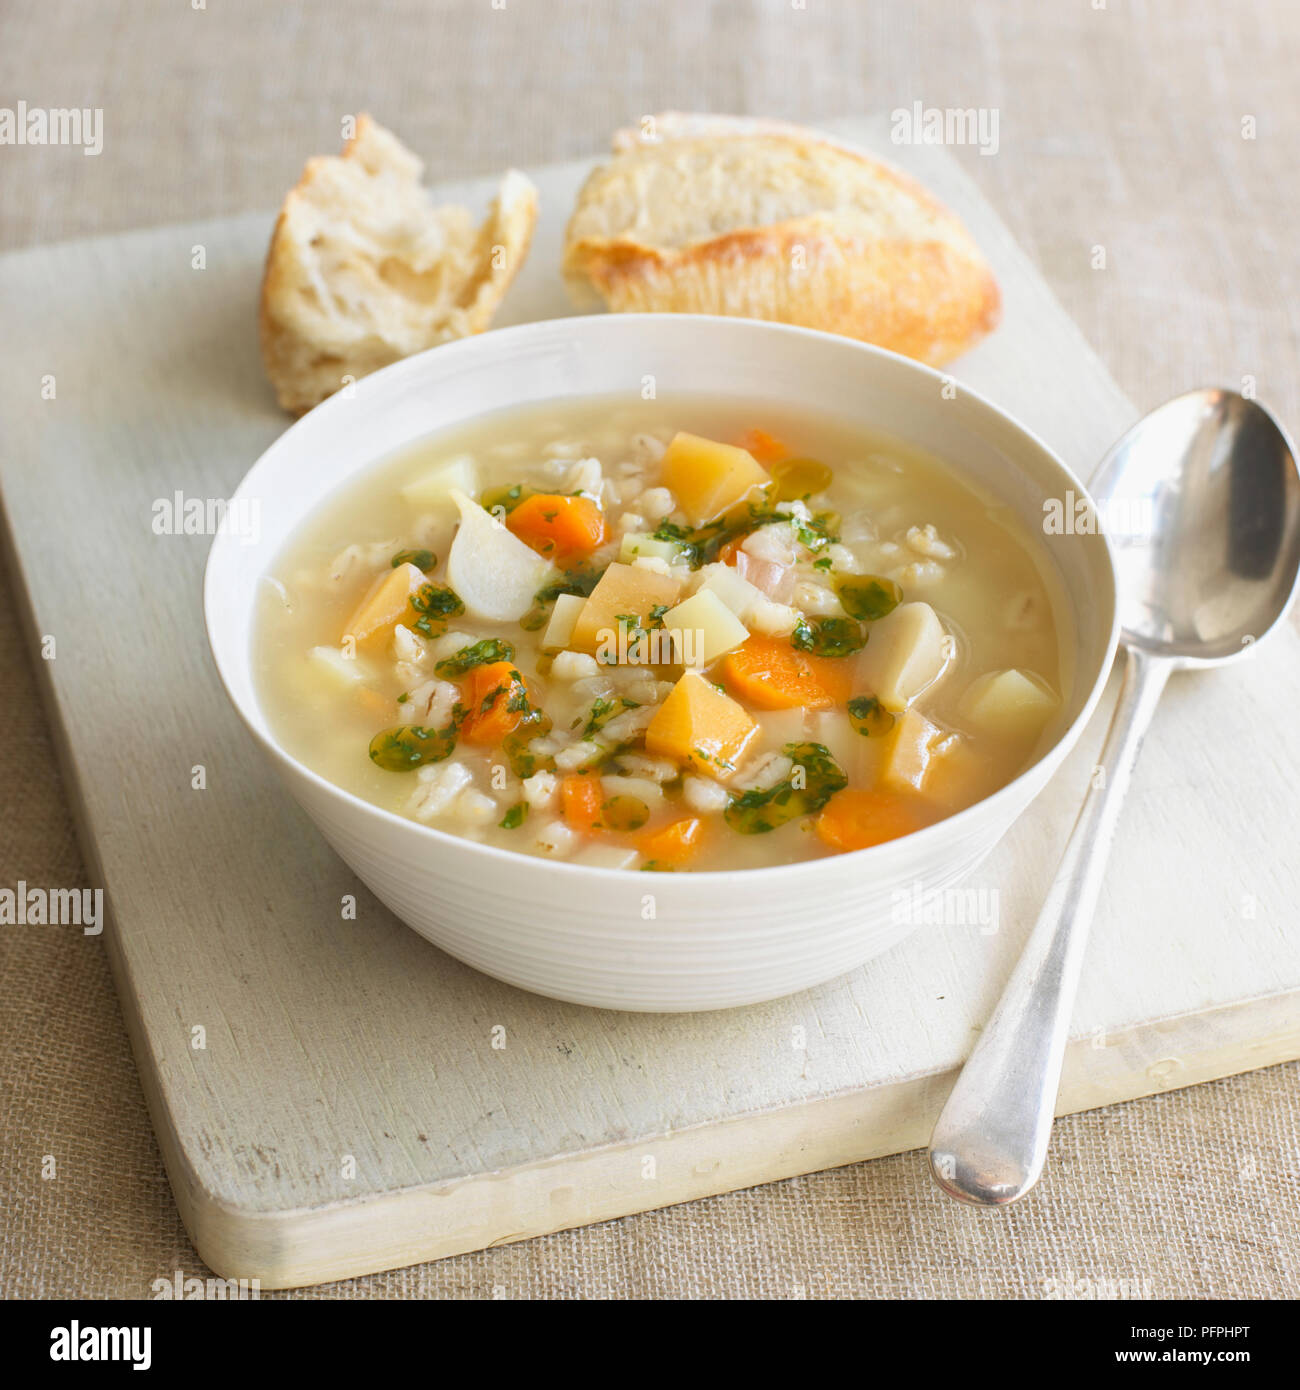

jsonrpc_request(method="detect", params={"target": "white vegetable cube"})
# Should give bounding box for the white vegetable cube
[959,669,1059,740]
[446,489,558,622]
[619,532,686,566]
[857,601,950,711]
[662,589,750,667]
[307,645,363,687]
[695,562,763,620]
[542,592,588,651]
[400,454,478,509]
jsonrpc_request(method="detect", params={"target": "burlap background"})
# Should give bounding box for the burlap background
[2,0,1297,1299]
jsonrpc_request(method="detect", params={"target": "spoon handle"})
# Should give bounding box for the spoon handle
[928,645,1172,1205]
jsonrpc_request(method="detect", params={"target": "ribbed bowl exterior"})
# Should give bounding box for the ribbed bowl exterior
[282,757,1047,1011]
[205,315,1118,1014]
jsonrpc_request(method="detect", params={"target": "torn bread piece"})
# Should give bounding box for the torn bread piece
[564,112,999,366]
[260,115,537,414]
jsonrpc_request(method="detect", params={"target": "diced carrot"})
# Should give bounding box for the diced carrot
[719,636,852,712]
[637,817,704,867]
[716,534,748,566]
[733,428,788,465]
[459,661,536,745]
[814,789,925,853]
[506,493,606,565]
[560,773,604,832]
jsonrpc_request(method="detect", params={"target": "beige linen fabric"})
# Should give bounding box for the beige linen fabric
[1,0,1297,1298]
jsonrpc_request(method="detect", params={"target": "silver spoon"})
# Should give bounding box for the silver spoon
[928,388,1300,1206]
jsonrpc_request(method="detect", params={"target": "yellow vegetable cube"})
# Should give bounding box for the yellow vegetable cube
[541,592,587,651]
[959,669,1059,742]
[569,562,683,658]
[661,432,771,527]
[645,670,758,780]
[342,562,424,648]
[877,708,956,794]
[922,739,1000,812]
[662,589,750,666]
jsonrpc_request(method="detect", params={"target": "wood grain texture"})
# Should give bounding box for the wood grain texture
[1,119,1297,1288]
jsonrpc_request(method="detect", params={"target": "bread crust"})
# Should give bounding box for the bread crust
[564,115,999,366]
[260,115,537,415]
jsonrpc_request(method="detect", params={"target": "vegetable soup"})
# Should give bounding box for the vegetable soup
[255,397,1069,872]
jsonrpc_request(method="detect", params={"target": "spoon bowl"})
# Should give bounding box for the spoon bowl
[929,388,1300,1206]
[1099,389,1300,663]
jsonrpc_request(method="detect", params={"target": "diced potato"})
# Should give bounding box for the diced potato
[342,562,425,647]
[645,670,758,781]
[446,490,558,622]
[661,432,771,526]
[878,708,957,793]
[696,562,764,620]
[542,592,587,651]
[959,669,1059,741]
[662,589,750,666]
[307,645,364,687]
[856,601,950,711]
[568,562,684,657]
[400,454,478,509]
[619,532,686,566]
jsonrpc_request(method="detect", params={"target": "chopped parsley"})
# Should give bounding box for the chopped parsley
[582,695,638,740]
[838,576,902,622]
[791,615,865,658]
[847,694,896,738]
[408,581,464,637]
[500,802,529,830]
[434,638,515,679]
[502,712,555,778]
[391,548,436,572]
[369,720,460,772]
[723,742,848,834]
[480,483,533,515]
[599,795,650,832]
[535,568,601,604]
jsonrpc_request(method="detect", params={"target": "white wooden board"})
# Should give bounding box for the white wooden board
[1,117,1297,1289]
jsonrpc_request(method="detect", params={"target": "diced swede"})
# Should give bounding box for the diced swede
[343,561,425,646]
[878,709,956,793]
[645,670,757,780]
[568,562,683,655]
[661,432,771,526]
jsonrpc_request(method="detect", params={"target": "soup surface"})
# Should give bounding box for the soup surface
[256,397,1068,872]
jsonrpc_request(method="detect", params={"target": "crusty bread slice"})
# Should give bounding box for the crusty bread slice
[260,115,537,414]
[564,113,999,366]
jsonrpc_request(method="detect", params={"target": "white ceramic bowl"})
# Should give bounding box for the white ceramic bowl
[206,315,1117,1012]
